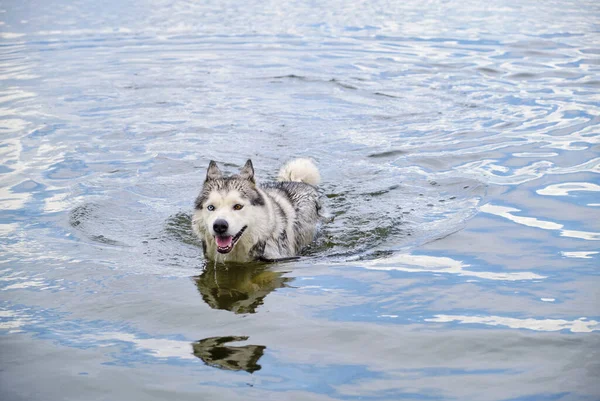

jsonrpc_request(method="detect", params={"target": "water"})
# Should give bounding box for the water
[1,0,599,400]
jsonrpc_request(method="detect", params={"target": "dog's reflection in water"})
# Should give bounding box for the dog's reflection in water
[192,336,266,373]
[192,264,288,372]
[194,263,293,314]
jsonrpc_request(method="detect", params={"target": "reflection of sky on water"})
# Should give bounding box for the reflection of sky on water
[1,0,600,399]
[426,315,599,333]
[561,251,598,259]
[2,297,599,400]
[537,182,600,197]
[481,203,600,241]
[355,253,546,281]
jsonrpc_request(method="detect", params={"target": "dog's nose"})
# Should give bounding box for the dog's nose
[213,219,228,235]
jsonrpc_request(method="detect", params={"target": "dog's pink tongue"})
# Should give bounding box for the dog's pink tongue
[216,236,233,248]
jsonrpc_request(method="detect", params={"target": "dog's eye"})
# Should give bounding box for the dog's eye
[207,205,215,211]
[233,204,244,211]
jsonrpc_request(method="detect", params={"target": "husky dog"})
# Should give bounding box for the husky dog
[192,158,321,263]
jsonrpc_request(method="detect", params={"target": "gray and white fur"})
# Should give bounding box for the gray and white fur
[192,158,321,263]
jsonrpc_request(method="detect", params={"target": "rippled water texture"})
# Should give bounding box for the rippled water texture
[1,1,599,400]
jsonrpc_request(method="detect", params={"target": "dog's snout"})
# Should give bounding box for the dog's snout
[213,219,228,235]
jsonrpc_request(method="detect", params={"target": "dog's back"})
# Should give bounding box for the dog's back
[258,159,321,258]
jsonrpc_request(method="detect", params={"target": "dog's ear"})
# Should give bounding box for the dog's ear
[206,160,223,181]
[239,159,255,183]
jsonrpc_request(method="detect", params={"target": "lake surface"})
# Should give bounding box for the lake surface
[1,1,599,400]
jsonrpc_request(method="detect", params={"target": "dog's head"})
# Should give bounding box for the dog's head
[192,160,265,259]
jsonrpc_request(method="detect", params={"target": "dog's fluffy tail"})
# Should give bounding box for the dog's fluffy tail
[277,158,321,186]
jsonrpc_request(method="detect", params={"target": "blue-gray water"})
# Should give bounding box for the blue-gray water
[1,1,599,400]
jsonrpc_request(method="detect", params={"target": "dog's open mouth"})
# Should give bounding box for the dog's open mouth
[215,226,247,254]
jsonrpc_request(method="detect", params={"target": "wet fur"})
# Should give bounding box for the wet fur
[192,159,321,263]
